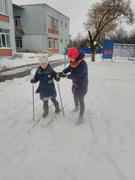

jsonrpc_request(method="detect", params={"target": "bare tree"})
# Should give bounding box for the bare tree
[84,0,135,61]
[74,32,83,46]
[128,29,135,44]
[109,27,128,43]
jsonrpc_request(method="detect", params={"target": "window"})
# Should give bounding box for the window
[65,39,68,47]
[48,16,53,29]
[0,29,10,48]
[14,16,21,27]
[60,21,63,27]
[65,23,67,29]
[15,37,22,48]
[1,34,6,47]
[54,39,58,49]
[54,19,58,30]
[48,38,52,48]
[0,0,7,14]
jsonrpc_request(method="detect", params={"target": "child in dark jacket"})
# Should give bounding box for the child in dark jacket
[58,47,88,125]
[30,56,60,118]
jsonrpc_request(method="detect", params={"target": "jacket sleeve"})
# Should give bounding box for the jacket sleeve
[67,62,87,80]
[52,70,60,81]
[63,66,70,74]
[33,70,40,83]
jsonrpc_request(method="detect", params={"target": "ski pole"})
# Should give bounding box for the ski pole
[32,83,35,121]
[57,81,65,117]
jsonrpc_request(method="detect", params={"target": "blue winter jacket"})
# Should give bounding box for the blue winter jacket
[33,64,59,100]
[63,60,88,96]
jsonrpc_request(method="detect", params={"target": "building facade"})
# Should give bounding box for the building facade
[0,0,16,56]
[13,4,70,54]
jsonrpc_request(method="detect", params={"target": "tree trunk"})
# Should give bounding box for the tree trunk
[91,51,95,62]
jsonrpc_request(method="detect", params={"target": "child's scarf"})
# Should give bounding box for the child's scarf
[69,59,83,68]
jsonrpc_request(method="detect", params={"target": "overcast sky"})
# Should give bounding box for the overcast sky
[12,0,135,38]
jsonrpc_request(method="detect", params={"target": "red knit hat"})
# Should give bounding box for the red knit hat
[67,47,80,59]
[67,47,85,61]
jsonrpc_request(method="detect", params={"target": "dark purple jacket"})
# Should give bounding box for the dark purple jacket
[33,64,59,100]
[63,60,88,96]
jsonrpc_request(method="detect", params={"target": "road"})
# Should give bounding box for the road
[0,60,64,82]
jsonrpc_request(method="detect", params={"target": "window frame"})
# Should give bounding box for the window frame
[15,36,23,48]
[14,16,22,28]
[48,16,53,29]
[0,29,10,48]
[48,38,52,49]
[0,0,7,15]
[54,19,58,31]
[54,39,58,49]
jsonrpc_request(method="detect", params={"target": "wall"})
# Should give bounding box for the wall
[0,0,16,56]
[13,4,69,54]
[23,35,48,53]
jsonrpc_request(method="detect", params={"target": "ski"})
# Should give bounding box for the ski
[28,104,54,133]
[40,109,62,128]
[40,115,57,128]
[28,104,68,132]
[28,112,44,133]
[40,104,68,128]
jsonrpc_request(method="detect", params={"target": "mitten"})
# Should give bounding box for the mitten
[58,72,66,78]
[30,79,35,83]
[55,76,60,82]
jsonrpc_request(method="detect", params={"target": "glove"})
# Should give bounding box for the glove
[58,72,66,78]
[55,76,60,82]
[30,79,35,83]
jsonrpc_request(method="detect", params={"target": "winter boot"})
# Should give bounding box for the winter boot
[43,109,48,118]
[51,98,61,113]
[54,102,61,113]
[76,115,84,125]
[43,101,49,118]
[55,102,61,113]
[72,106,79,112]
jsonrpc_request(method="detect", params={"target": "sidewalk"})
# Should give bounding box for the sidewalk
[0,53,65,72]
[0,60,64,82]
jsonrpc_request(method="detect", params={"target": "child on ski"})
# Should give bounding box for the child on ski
[58,47,88,125]
[30,56,61,118]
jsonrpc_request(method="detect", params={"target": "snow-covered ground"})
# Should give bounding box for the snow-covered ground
[0,53,135,180]
[0,53,64,71]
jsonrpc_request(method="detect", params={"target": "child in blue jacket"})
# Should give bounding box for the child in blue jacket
[58,47,88,125]
[30,56,60,118]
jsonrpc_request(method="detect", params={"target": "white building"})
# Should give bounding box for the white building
[0,0,16,56]
[13,4,70,54]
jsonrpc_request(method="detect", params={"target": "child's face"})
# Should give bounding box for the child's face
[40,63,48,69]
[70,58,76,62]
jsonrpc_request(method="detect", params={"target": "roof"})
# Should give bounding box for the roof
[13,4,24,9]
